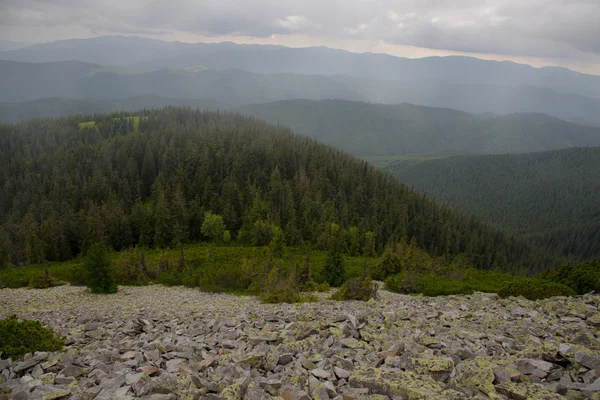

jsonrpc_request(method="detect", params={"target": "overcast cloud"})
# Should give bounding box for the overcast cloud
[1,0,599,73]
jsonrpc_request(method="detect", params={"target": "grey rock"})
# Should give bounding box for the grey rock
[575,353,600,370]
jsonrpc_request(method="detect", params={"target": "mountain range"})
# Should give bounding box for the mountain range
[1,35,600,126]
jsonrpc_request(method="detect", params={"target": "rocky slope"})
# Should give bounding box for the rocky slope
[0,285,599,400]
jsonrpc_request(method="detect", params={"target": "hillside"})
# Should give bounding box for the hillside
[2,36,600,101]
[0,107,552,273]
[238,100,600,156]
[374,148,600,260]
[3,97,600,156]
[2,60,600,126]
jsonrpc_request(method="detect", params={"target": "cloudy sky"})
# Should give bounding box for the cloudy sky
[1,0,600,74]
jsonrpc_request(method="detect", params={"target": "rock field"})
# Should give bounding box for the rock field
[1,285,600,400]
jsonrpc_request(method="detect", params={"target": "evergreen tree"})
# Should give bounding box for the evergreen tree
[323,242,345,287]
[84,244,117,294]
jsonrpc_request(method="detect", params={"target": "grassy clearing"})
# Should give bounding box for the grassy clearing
[78,121,96,130]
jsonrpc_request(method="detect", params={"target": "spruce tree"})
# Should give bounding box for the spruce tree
[323,242,345,287]
[84,244,117,294]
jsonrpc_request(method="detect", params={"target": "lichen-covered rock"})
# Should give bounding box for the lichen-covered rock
[349,366,463,399]
[1,285,600,400]
[451,357,499,398]
[496,381,564,399]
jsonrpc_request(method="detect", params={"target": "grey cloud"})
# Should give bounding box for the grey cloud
[1,0,599,60]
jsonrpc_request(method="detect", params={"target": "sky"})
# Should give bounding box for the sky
[1,0,600,75]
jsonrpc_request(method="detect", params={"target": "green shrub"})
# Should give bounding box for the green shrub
[331,276,378,301]
[499,278,575,300]
[299,281,330,293]
[114,249,149,285]
[552,260,600,295]
[415,275,474,297]
[84,244,117,294]
[384,271,419,294]
[260,285,301,303]
[0,267,35,288]
[0,315,65,360]
[28,273,66,289]
[386,273,473,296]
[384,273,405,293]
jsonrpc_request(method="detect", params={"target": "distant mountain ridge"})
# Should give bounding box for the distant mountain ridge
[2,35,599,101]
[1,60,599,126]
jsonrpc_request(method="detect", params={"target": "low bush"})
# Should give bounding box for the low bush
[551,260,600,295]
[113,249,149,285]
[28,273,66,289]
[498,278,575,300]
[0,315,65,360]
[331,276,378,301]
[415,275,474,297]
[385,273,473,296]
[260,286,300,303]
[298,281,330,293]
[384,272,418,294]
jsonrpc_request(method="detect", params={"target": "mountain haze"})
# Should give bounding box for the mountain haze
[2,36,600,101]
[1,59,600,126]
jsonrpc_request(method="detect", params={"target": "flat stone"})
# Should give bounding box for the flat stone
[311,368,331,379]
[278,354,293,365]
[340,338,363,349]
[495,381,564,400]
[575,353,600,370]
[199,355,218,369]
[61,364,84,378]
[516,358,556,375]
[139,365,159,376]
[334,366,351,379]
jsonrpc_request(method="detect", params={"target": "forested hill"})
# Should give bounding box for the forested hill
[0,108,552,273]
[237,100,600,156]
[374,148,600,261]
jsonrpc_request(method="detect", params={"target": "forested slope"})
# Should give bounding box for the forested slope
[376,148,600,260]
[0,108,552,272]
